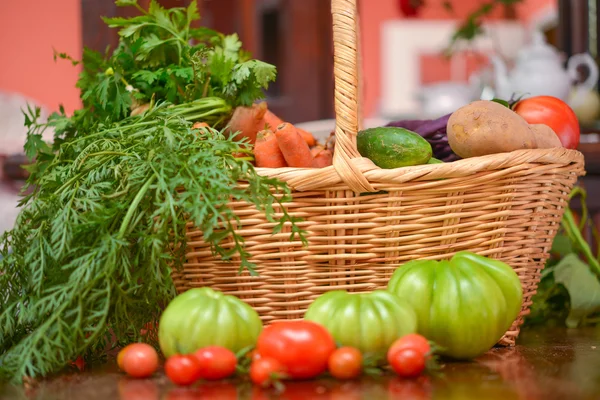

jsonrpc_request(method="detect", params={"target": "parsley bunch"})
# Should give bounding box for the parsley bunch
[54,0,276,133]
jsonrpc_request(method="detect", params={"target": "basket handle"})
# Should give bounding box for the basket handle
[331,0,376,193]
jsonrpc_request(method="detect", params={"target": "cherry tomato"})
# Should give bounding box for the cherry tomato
[256,320,336,379]
[513,96,580,149]
[194,346,237,380]
[389,348,426,378]
[327,347,363,380]
[250,357,284,387]
[120,343,159,379]
[117,344,136,371]
[165,355,202,386]
[387,334,431,365]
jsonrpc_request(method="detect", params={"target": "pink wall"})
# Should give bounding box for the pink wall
[0,0,82,115]
[358,0,556,117]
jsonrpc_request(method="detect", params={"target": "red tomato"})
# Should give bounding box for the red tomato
[117,344,136,371]
[327,347,363,380]
[256,320,336,379]
[165,355,202,386]
[194,346,237,380]
[121,343,159,379]
[389,348,426,378]
[513,96,580,149]
[387,334,431,365]
[250,357,285,387]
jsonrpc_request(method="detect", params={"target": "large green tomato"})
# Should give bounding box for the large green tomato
[158,287,262,357]
[304,290,417,358]
[387,251,523,360]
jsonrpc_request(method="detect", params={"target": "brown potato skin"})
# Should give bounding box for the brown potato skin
[447,100,537,158]
[529,124,563,149]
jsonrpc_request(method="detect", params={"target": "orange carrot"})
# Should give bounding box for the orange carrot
[192,122,209,129]
[275,123,314,168]
[263,109,284,131]
[254,130,288,168]
[310,145,325,157]
[226,102,268,145]
[297,127,317,147]
[311,149,333,168]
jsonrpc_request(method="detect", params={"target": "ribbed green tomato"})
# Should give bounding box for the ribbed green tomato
[158,287,262,358]
[304,290,418,358]
[387,251,523,360]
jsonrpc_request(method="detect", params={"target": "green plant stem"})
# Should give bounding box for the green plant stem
[562,208,600,279]
[118,175,156,239]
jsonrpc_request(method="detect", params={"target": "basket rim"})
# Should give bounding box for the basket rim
[254,147,586,192]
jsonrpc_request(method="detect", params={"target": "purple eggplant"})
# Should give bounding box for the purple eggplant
[386,113,460,162]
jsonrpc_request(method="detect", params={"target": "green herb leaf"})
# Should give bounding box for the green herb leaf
[553,254,600,328]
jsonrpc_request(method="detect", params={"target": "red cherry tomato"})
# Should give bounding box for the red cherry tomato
[165,355,202,386]
[193,346,237,380]
[117,344,136,371]
[120,343,159,379]
[250,357,284,387]
[389,348,426,378]
[256,320,336,379]
[387,334,431,365]
[327,347,363,380]
[513,96,580,149]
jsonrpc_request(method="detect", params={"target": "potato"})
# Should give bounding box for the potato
[529,124,563,149]
[447,100,537,158]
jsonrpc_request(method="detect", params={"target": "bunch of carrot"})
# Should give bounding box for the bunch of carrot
[225,102,333,169]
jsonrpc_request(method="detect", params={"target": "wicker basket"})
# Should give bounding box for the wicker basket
[175,0,586,346]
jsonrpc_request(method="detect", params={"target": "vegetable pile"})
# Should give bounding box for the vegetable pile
[0,0,307,382]
[115,254,522,390]
[231,102,329,169]
[381,95,581,165]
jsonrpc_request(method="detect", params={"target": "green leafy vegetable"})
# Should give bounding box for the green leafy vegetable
[0,0,294,383]
[553,254,600,328]
[525,187,600,328]
[0,102,304,382]
[53,0,276,133]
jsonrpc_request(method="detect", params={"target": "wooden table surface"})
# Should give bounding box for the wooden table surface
[1,326,599,400]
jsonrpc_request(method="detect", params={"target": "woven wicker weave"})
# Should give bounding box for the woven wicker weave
[177,0,586,346]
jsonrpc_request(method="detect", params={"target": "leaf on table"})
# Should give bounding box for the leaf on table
[553,254,600,328]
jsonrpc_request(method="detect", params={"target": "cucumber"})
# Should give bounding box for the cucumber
[427,157,444,164]
[356,127,432,169]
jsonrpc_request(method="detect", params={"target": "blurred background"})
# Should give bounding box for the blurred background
[0,0,599,235]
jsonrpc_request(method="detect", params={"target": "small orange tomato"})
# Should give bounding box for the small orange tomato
[327,347,363,380]
[121,343,159,379]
